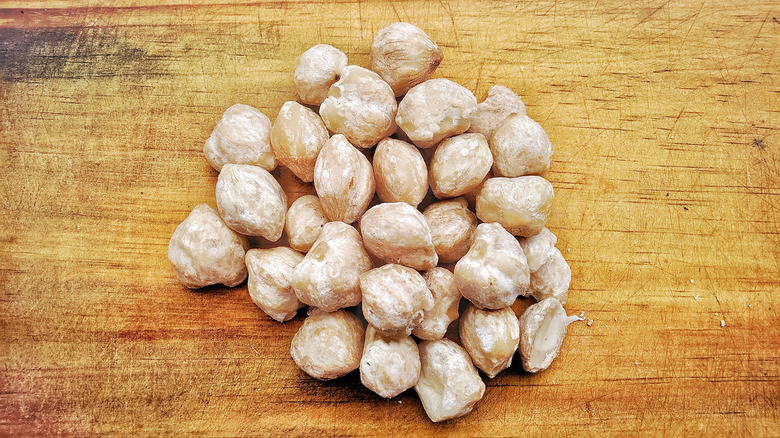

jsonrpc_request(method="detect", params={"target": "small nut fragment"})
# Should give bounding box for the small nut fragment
[396,78,477,149]
[518,227,558,273]
[360,202,438,270]
[373,138,428,207]
[454,222,530,309]
[314,134,376,223]
[168,204,249,289]
[360,264,433,337]
[429,133,492,198]
[294,44,348,106]
[290,308,365,380]
[360,325,421,398]
[270,101,329,182]
[415,339,486,422]
[459,303,520,378]
[204,103,276,172]
[518,297,579,373]
[530,248,571,304]
[423,198,477,263]
[370,22,443,96]
[467,85,527,141]
[245,247,305,322]
[285,195,328,253]
[319,65,397,148]
[490,113,552,177]
[413,268,461,340]
[291,222,373,312]
[215,164,287,240]
[476,176,554,237]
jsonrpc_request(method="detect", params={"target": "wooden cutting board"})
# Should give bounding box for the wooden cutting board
[1,0,778,435]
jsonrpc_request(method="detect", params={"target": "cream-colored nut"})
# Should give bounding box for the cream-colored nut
[518,227,558,273]
[454,222,530,309]
[294,44,348,106]
[490,113,552,177]
[530,248,571,304]
[314,134,376,224]
[422,198,477,263]
[415,339,486,423]
[476,176,554,237]
[215,164,287,240]
[518,297,579,373]
[270,101,329,182]
[396,78,477,149]
[290,308,365,380]
[204,104,276,172]
[360,264,433,337]
[245,247,305,322]
[413,268,461,340]
[370,22,443,97]
[373,138,428,207]
[319,65,397,148]
[285,195,328,253]
[168,204,249,289]
[360,202,438,270]
[291,222,372,312]
[467,85,527,141]
[360,325,421,398]
[462,170,493,210]
[459,303,519,378]
[429,133,492,198]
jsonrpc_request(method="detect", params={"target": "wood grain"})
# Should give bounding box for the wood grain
[1,0,778,435]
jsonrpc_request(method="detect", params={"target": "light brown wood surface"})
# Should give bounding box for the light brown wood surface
[1,0,778,435]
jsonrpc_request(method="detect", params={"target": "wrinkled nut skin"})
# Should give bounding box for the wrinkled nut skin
[204,103,276,172]
[360,325,421,398]
[519,227,558,273]
[290,308,365,380]
[490,113,552,177]
[319,66,398,148]
[454,222,530,310]
[168,204,249,289]
[476,176,554,237]
[360,264,434,338]
[314,134,376,224]
[360,202,438,270]
[518,297,578,373]
[459,303,520,378]
[294,44,348,106]
[413,268,461,340]
[285,195,328,253]
[270,101,329,182]
[245,247,305,322]
[215,164,287,240]
[423,198,477,263]
[467,85,527,141]
[429,133,493,198]
[415,339,486,423]
[530,247,571,304]
[370,22,443,97]
[396,78,477,149]
[373,138,428,207]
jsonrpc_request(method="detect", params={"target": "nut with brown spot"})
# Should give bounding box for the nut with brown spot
[294,44,348,106]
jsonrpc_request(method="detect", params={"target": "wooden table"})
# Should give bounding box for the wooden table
[1,1,778,435]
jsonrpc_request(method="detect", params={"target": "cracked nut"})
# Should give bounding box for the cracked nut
[294,44,348,106]
[360,325,421,398]
[530,247,571,304]
[518,297,579,373]
[467,85,527,141]
[270,101,329,183]
[429,133,492,198]
[245,247,305,322]
[413,268,461,341]
[491,113,552,177]
[285,195,328,253]
[204,103,276,172]
[373,138,428,207]
[423,198,477,263]
[215,164,287,240]
[459,303,520,378]
[314,134,376,223]
[360,202,438,270]
[476,176,554,237]
[290,308,365,380]
[360,264,433,337]
[370,22,443,96]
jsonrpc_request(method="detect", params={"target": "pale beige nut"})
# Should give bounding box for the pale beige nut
[203,103,276,172]
[314,134,376,224]
[518,227,558,273]
[319,65,397,148]
[422,198,477,263]
[415,339,486,422]
[396,78,477,149]
[360,325,421,398]
[291,221,372,312]
[370,22,443,97]
[429,133,492,198]
[168,204,249,289]
[467,85,527,141]
[294,44,348,106]
[285,195,328,253]
[476,176,554,237]
[215,164,287,240]
[454,222,530,309]
[518,297,579,373]
[270,101,329,182]
[530,247,571,304]
[360,202,438,270]
[459,303,520,378]
[490,113,552,177]
[413,268,461,340]
[373,138,428,207]
[245,247,305,322]
[290,308,365,380]
[360,264,433,337]
[462,170,493,210]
